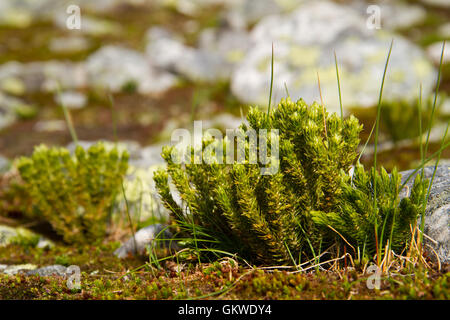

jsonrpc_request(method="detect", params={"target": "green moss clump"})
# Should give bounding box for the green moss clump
[16,142,129,244]
[154,98,362,264]
[311,164,428,256]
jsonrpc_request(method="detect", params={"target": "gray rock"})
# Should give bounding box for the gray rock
[86,45,176,94]
[146,27,231,82]
[114,224,177,259]
[2,264,37,275]
[26,265,67,277]
[0,92,23,130]
[0,225,53,248]
[36,237,55,249]
[399,165,450,264]
[0,155,10,173]
[54,91,87,109]
[0,225,23,246]
[230,1,436,113]
[0,60,86,93]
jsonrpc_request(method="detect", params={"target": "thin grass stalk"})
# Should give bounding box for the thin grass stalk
[373,40,394,266]
[122,182,138,254]
[334,51,344,121]
[424,41,445,159]
[58,85,79,145]
[267,43,274,115]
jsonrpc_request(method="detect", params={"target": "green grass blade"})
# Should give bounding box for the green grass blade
[334,51,344,121]
[424,41,446,159]
[267,43,274,115]
[373,39,394,266]
[57,85,79,145]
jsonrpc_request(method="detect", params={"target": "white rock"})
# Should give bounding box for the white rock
[0,155,10,173]
[0,92,25,130]
[146,27,231,82]
[86,45,176,94]
[55,91,87,109]
[2,264,37,275]
[114,224,177,259]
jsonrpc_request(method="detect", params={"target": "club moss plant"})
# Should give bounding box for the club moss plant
[16,142,129,244]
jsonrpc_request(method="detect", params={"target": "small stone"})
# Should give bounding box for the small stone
[0,225,49,248]
[399,165,450,264]
[1,77,26,95]
[26,265,67,277]
[3,264,37,275]
[0,225,24,246]
[36,237,55,249]
[87,45,176,94]
[114,224,177,259]
[55,91,87,109]
[0,155,10,173]
[146,26,231,82]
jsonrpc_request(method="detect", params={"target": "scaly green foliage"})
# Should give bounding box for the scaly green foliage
[311,164,428,257]
[154,98,362,264]
[16,143,129,244]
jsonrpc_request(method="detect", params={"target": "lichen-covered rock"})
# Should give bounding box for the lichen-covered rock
[86,45,176,94]
[399,165,450,264]
[114,224,177,259]
[0,225,35,246]
[54,91,87,110]
[0,225,54,249]
[230,1,436,113]
[0,155,10,173]
[26,265,67,277]
[146,27,232,82]
[2,264,37,275]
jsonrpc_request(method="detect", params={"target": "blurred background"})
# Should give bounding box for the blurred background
[0,0,448,203]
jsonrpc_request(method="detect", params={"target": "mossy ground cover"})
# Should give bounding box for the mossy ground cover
[0,243,448,300]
